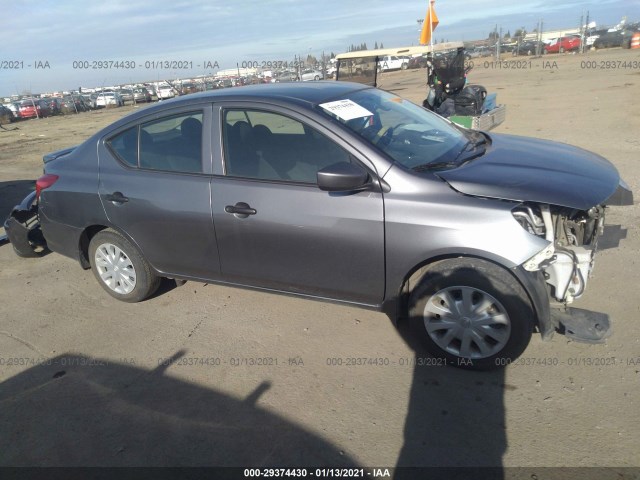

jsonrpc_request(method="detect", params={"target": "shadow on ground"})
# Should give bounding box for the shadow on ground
[0,350,358,467]
[393,267,520,480]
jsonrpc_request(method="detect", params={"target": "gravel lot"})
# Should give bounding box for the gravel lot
[1,48,639,475]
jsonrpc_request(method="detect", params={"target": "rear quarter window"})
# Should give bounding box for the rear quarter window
[106,127,138,167]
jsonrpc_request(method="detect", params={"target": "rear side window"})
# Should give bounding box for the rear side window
[140,112,203,172]
[106,111,204,172]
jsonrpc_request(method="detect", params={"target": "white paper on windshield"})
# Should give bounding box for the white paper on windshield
[319,99,373,121]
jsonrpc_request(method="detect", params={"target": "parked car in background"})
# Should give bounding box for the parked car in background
[5,102,22,120]
[378,55,409,72]
[18,99,51,118]
[45,98,62,115]
[274,71,297,82]
[59,96,87,114]
[469,46,492,57]
[593,30,625,49]
[95,92,123,108]
[408,55,429,69]
[325,65,337,78]
[0,105,13,124]
[497,43,515,53]
[118,89,134,104]
[180,82,198,95]
[300,69,323,81]
[4,82,632,369]
[81,94,97,109]
[544,35,581,53]
[512,40,543,56]
[133,87,152,103]
[585,29,607,49]
[156,85,176,99]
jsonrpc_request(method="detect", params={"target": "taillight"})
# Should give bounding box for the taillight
[35,174,59,201]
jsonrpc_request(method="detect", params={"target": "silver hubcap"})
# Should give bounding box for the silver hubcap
[423,286,510,359]
[94,243,137,294]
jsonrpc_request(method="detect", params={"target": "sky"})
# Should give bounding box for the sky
[1,0,638,96]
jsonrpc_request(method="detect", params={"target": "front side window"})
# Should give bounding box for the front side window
[106,111,203,172]
[223,109,353,183]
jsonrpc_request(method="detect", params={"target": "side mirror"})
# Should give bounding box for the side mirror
[317,162,369,192]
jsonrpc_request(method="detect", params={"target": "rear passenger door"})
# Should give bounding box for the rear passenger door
[98,105,221,279]
[210,104,385,305]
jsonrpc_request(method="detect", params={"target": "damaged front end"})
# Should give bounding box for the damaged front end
[516,203,604,304]
[514,180,633,342]
[3,190,48,257]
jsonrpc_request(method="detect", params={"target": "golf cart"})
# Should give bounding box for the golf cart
[334,44,506,131]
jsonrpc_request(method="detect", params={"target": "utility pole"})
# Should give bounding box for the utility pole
[584,11,590,52]
[579,12,584,54]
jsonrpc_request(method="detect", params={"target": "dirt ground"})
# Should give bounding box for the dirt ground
[1,48,639,475]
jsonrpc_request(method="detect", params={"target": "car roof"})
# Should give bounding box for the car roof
[119,81,371,121]
[89,81,373,137]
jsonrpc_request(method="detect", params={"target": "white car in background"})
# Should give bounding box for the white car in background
[95,92,123,107]
[157,85,176,99]
[5,102,22,119]
[378,55,409,72]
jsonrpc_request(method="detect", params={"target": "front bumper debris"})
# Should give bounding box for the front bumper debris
[551,307,612,344]
[3,190,48,257]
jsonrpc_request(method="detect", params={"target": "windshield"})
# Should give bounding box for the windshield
[317,88,470,169]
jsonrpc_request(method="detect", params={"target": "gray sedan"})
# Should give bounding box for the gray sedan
[4,82,632,369]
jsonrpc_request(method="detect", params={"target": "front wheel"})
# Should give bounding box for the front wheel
[89,229,160,302]
[409,258,534,370]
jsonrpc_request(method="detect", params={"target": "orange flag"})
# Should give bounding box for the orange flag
[419,0,439,45]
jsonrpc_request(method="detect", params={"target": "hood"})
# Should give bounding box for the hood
[436,133,622,210]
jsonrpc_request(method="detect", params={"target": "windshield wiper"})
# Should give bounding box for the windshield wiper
[413,161,461,172]
[452,133,488,163]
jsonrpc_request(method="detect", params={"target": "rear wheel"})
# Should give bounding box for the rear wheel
[89,229,160,302]
[409,258,534,370]
[560,46,565,53]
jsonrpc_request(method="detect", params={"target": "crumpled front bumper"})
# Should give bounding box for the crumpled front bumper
[3,190,48,257]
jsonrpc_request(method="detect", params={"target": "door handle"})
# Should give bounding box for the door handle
[225,202,256,218]
[105,192,129,204]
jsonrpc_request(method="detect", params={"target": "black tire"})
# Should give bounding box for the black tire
[88,229,160,303]
[409,258,534,370]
